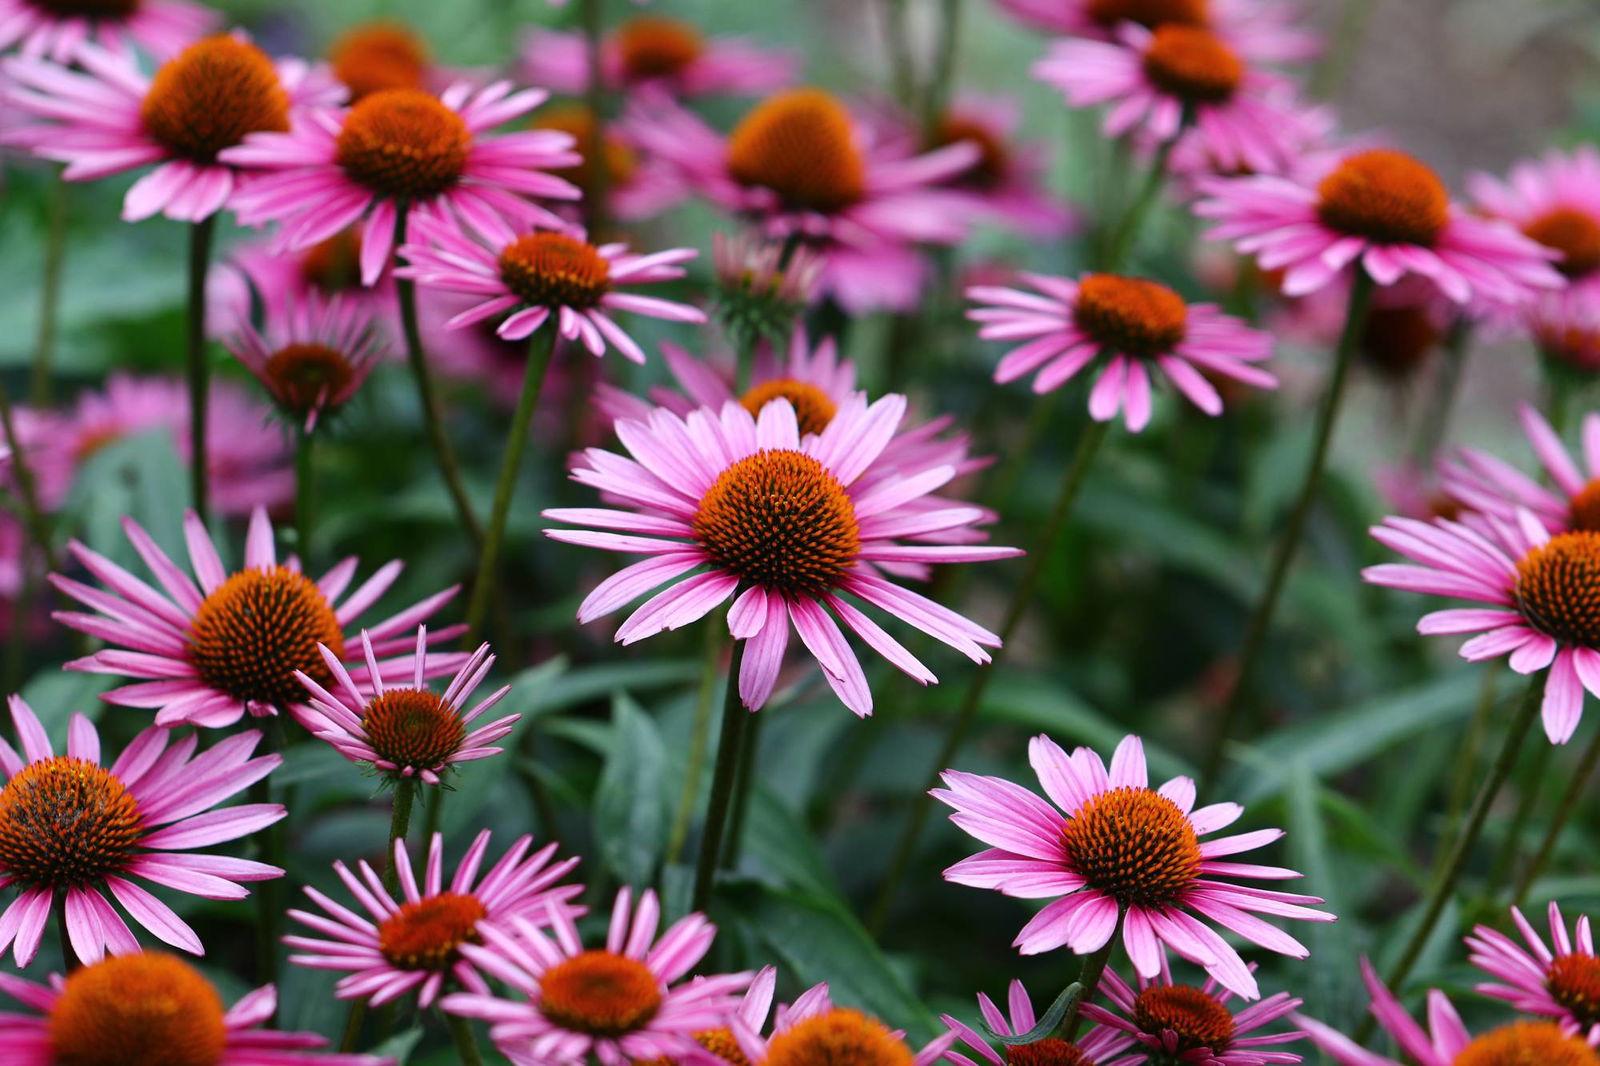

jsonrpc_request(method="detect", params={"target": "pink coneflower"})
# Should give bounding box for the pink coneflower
[222,81,582,285]
[0,693,283,965]
[1468,902,1600,1041]
[0,951,389,1066]
[1470,147,1600,301]
[212,228,394,335]
[1531,292,1600,375]
[395,213,702,360]
[707,230,826,347]
[967,272,1276,432]
[935,734,1332,999]
[294,628,517,783]
[51,506,463,728]
[1197,147,1565,305]
[715,974,958,1066]
[630,88,979,314]
[1364,503,1600,743]
[226,291,385,432]
[2,34,342,222]
[286,829,581,1009]
[924,95,1077,237]
[326,20,435,101]
[0,0,215,63]
[1080,964,1305,1065]
[992,0,1320,64]
[545,396,1018,716]
[942,979,1134,1066]
[1439,404,1600,533]
[1295,959,1600,1066]
[1270,275,1455,383]
[441,887,750,1066]
[520,15,796,99]
[534,102,690,223]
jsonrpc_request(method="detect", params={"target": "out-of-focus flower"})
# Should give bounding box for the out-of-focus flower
[2,34,342,222]
[0,0,216,64]
[1375,462,1460,524]
[942,979,1134,1066]
[521,15,795,99]
[1080,964,1305,1065]
[328,20,431,100]
[711,972,958,1066]
[968,272,1276,432]
[920,94,1077,236]
[1532,294,1600,375]
[545,396,1018,716]
[1271,275,1455,383]
[211,228,395,336]
[1439,405,1600,535]
[1471,147,1600,300]
[707,231,825,349]
[286,829,581,1009]
[937,734,1331,999]
[992,0,1320,65]
[52,506,463,728]
[226,291,385,432]
[1468,902,1600,1042]
[533,103,689,222]
[0,694,283,965]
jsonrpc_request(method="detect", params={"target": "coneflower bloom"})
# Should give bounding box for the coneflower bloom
[225,291,385,432]
[328,20,432,101]
[2,34,342,222]
[707,230,826,346]
[936,734,1331,999]
[1531,293,1600,375]
[441,887,751,1066]
[1080,964,1305,1065]
[222,81,582,285]
[0,0,215,63]
[0,951,389,1066]
[993,0,1319,63]
[0,694,283,965]
[1295,959,1600,1066]
[286,830,581,1009]
[924,95,1077,237]
[395,213,702,360]
[545,397,1018,716]
[1439,405,1600,534]
[1470,147,1600,301]
[52,506,463,728]
[210,228,395,336]
[294,628,517,784]
[520,15,796,99]
[533,103,689,222]
[1468,902,1600,1041]
[1363,504,1600,743]
[714,975,958,1066]
[968,272,1276,432]
[1197,147,1565,305]
[942,979,1134,1066]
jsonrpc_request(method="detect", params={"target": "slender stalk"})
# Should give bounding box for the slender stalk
[1486,739,1551,896]
[381,778,418,895]
[186,216,217,522]
[339,1000,368,1053]
[579,0,611,237]
[30,174,66,406]
[1312,0,1378,99]
[54,896,78,973]
[919,0,964,135]
[1411,319,1471,461]
[464,329,558,646]
[446,1011,487,1066]
[1443,666,1498,834]
[666,624,723,865]
[294,424,315,562]
[251,774,284,991]
[1101,130,1180,273]
[720,710,763,870]
[869,419,1112,932]
[1512,723,1600,907]
[0,375,56,573]
[394,208,484,546]
[691,640,749,912]
[1057,920,1120,1042]
[1198,270,1376,793]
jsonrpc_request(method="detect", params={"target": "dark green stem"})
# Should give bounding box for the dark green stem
[720,709,763,870]
[691,639,749,912]
[1487,739,1552,895]
[1101,127,1181,273]
[30,174,66,406]
[250,774,284,994]
[446,1011,487,1066]
[1443,665,1499,834]
[580,0,611,237]
[339,1000,368,1052]
[186,216,217,522]
[666,624,722,865]
[1056,919,1119,1042]
[381,778,417,896]
[294,424,315,563]
[1512,722,1600,907]
[919,0,964,134]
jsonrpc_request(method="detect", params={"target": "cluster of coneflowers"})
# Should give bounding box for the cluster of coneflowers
[0,0,1596,1064]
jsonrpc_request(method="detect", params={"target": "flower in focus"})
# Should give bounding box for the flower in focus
[923,95,1077,237]
[0,950,391,1066]
[286,829,581,1008]
[1439,405,1600,534]
[0,694,283,965]
[1079,964,1305,1065]
[1197,147,1565,305]
[520,14,796,99]
[2,34,342,222]
[328,20,432,100]
[396,213,702,361]
[1468,902,1600,1041]
[941,979,1134,1066]
[223,82,582,285]
[712,972,958,1066]
[707,231,825,350]
[533,103,689,222]
[294,627,517,783]
[1295,959,1600,1066]
[991,0,1320,65]
[52,506,463,727]
[545,397,1018,716]
[441,887,750,1066]
[226,291,385,432]
[968,272,1276,432]
[0,0,215,63]
[936,734,1331,999]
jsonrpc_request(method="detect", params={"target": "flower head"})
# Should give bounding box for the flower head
[992,0,1320,65]
[531,103,689,222]
[226,291,385,432]
[936,734,1332,999]
[1531,294,1600,375]
[545,396,1017,716]
[942,980,1133,1066]
[1470,148,1600,295]
[211,228,395,337]
[924,95,1077,236]
[520,15,796,99]
[286,829,581,1009]
[1468,902,1600,1041]
[329,20,431,100]
[968,273,1276,431]
[1439,405,1600,535]
[52,506,463,728]
[1080,964,1305,1065]
[707,231,825,349]
[0,0,216,64]
[0,694,283,966]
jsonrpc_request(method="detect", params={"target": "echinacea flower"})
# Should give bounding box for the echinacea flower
[936,734,1332,999]
[1439,404,1600,534]
[545,396,1018,716]
[924,95,1077,237]
[294,628,517,783]
[942,979,1134,1066]
[707,230,826,346]
[223,81,582,285]
[1295,959,1600,1066]
[441,887,751,1066]
[992,0,1320,64]
[967,272,1276,431]
[1531,293,1600,375]
[712,973,958,1066]
[2,34,342,222]
[520,14,796,99]
[328,20,432,101]
[1080,964,1305,1065]
[1467,902,1600,1041]
[1470,147,1600,300]
[1197,147,1565,305]
[532,103,689,222]
[0,950,390,1066]
[0,0,215,64]
[0,694,283,965]
[52,506,463,728]
[286,830,581,1008]
[395,212,702,360]
[225,291,385,432]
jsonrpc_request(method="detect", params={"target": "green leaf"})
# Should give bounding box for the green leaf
[64,429,189,570]
[740,784,843,900]
[372,1027,424,1064]
[592,694,670,888]
[514,658,699,719]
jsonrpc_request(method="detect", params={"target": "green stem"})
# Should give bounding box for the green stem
[691,639,749,913]
[446,1011,487,1066]
[250,775,283,993]
[580,0,611,237]
[464,328,558,646]
[339,1000,368,1053]
[1487,739,1552,895]
[186,216,217,522]
[1101,128,1181,273]
[30,174,65,406]
[919,0,964,135]
[1512,722,1600,907]
[0,375,57,573]
[720,709,763,870]
[1057,918,1120,1042]
[666,624,722,865]
[869,419,1112,933]
[294,425,315,563]
[1443,666,1499,834]
[381,778,417,896]
[1412,319,1471,461]
[1198,270,1375,794]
